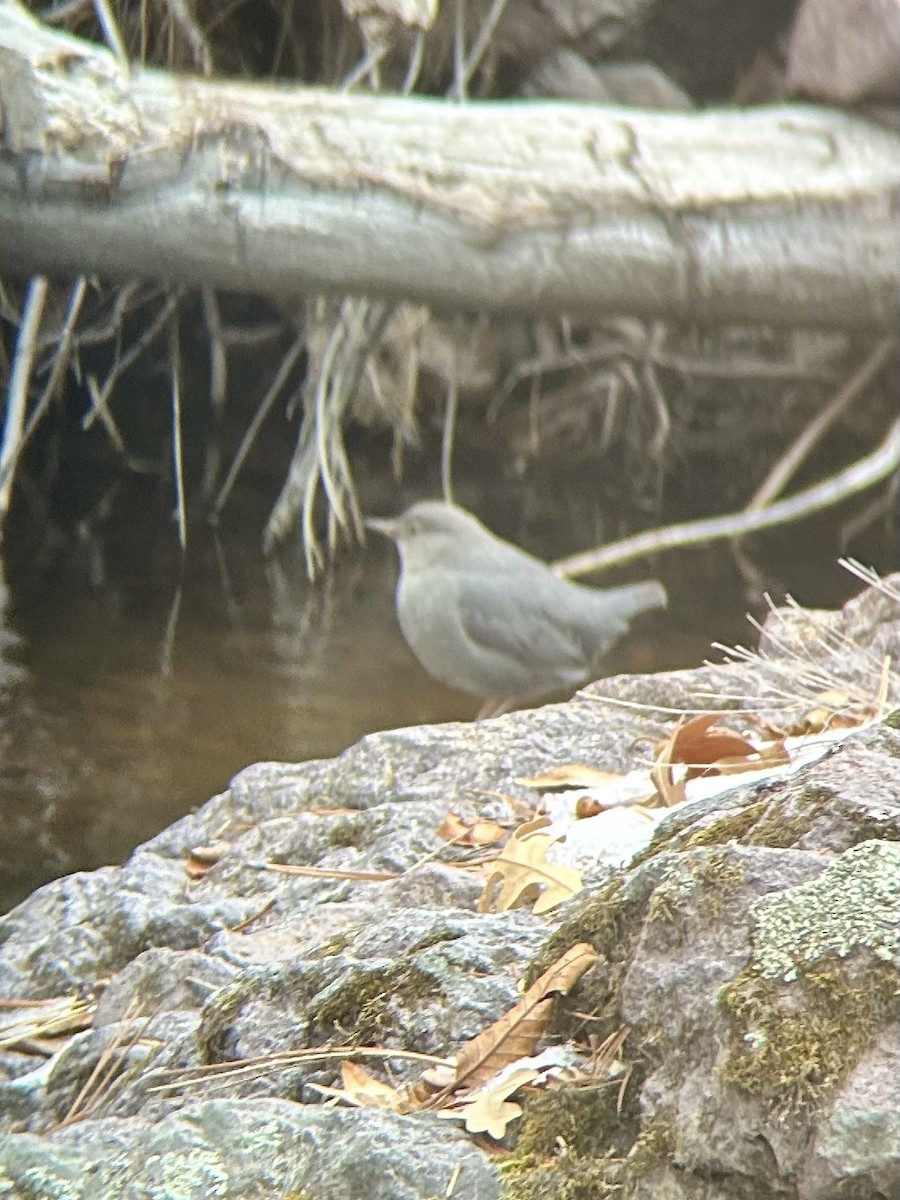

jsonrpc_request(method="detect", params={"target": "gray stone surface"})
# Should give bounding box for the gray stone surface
[0,1101,498,1200]
[0,578,898,1200]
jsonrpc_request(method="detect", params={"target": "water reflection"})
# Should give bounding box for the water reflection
[0,519,475,911]
[0,493,885,912]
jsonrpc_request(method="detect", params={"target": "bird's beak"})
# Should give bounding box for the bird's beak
[364,516,398,539]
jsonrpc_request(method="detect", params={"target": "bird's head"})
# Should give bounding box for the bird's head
[365,501,490,568]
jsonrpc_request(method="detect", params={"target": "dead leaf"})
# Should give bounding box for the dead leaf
[438,812,469,841]
[517,765,624,791]
[447,943,597,1093]
[790,688,879,736]
[307,1061,416,1112]
[339,1061,406,1110]
[710,741,791,775]
[651,713,777,801]
[436,1067,539,1139]
[650,722,687,808]
[478,817,582,914]
[185,842,230,879]
[659,713,758,777]
[438,812,506,846]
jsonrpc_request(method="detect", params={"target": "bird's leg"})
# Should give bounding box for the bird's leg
[476,696,516,720]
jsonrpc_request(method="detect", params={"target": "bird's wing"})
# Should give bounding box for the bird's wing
[450,570,600,696]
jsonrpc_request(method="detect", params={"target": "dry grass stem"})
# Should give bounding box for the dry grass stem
[149,1043,454,1096]
[57,998,157,1128]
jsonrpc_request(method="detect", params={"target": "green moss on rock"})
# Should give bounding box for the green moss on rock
[743,788,832,848]
[720,840,900,1113]
[501,1086,628,1200]
[720,958,898,1114]
[681,799,769,849]
[310,960,442,1045]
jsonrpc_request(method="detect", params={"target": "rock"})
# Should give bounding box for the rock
[0,577,898,1199]
[0,1100,498,1200]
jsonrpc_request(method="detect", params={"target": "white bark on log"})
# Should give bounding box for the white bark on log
[1,0,898,328]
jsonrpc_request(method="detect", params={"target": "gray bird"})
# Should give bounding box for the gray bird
[366,500,666,702]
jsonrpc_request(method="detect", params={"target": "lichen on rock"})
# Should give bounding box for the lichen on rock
[749,839,900,983]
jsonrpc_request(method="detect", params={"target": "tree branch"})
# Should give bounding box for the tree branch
[1,0,898,328]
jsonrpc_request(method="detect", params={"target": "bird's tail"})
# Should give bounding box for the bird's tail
[599,580,667,620]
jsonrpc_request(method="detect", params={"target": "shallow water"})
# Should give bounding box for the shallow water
[0,481,891,912]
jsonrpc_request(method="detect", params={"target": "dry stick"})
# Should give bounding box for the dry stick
[158,574,183,678]
[162,0,214,73]
[212,332,305,520]
[85,373,126,454]
[730,338,893,590]
[460,0,510,90]
[553,417,900,578]
[0,276,86,497]
[747,338,897,511]
[0,275,48,535]
[201,287,227,411]
[43,1,89,24]
[400,29,426,94]
[170,321,187,551]
[199,287,226,503]
[642,326,671,460]
[493,331,835,421]
[441,371,459,505]
[451,0,467,100]
[252,862,399,881]
[83,290,180,439]
[444,1162,463,1199]
[839,470,899,546]
[92,0,130,74]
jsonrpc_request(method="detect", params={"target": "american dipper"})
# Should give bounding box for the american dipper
[366,500,666,702]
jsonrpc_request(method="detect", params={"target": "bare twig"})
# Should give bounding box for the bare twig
[0,276,86,500]
[212,331,306,520]
[554,417,900,578]
[201,287,227,411]
[460,0,509,91]
[92,0,130,73]
[82,290,180,448]
[441,371,459,504]
[170,320,187,551]
[158,574,183,677]
[0,275,48,534]
[162,0,214,73]
[200,286,226,501]
[85,373,126,454]
[747,338,897,511]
